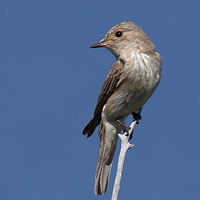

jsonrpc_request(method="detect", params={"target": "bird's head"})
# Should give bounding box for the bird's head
[90,21,155,57]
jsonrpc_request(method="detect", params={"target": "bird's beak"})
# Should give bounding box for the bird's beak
[90,39,113,48]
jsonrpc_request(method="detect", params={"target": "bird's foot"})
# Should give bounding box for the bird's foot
[132,112,142,124]
[116,119,131,134]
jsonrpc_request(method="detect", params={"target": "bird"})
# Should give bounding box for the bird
[83,21,161,195]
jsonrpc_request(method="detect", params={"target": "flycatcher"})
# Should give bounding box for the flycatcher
[83,21,161,195]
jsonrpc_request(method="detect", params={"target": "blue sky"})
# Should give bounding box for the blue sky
[0,0,200,199]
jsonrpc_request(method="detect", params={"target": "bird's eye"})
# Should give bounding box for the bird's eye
[115,31,122,37]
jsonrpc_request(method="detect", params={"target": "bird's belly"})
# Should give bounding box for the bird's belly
[128,86,156,112]
[120,88,155,116]
[104,74,159,120]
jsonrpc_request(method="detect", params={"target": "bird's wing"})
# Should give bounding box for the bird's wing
[83,58,124,137]
[94,59,124,117]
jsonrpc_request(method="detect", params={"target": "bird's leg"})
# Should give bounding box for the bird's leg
[116,108,142,140]
[128,108,142,140]
[132,112,141,124]
[116,119,130,135]
[132,108,142,124]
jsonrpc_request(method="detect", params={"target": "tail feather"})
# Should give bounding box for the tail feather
[95,162,112,195]
[83,115,100,137]
[94,122,117,195]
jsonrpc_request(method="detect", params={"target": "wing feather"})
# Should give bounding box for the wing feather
[83,58,124,137]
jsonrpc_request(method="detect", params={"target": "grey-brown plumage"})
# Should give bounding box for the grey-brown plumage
[83,21,161,195]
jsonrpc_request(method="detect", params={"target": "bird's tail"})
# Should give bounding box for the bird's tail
[94,121,118,195]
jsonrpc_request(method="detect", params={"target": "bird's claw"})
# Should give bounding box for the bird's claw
[132,112,142,124]
[116,119,131,133]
